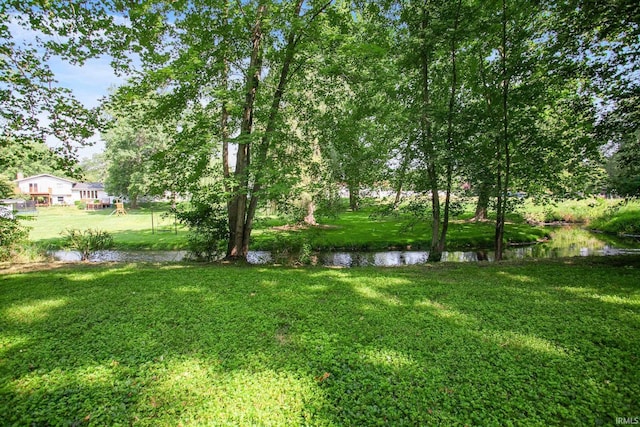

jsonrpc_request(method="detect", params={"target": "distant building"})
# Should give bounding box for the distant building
[13,174,113,207]
[14,174,75,206]
[72,182,112,205]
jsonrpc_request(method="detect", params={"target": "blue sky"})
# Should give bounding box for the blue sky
[7,14,127,160]
[50,55,122,109]
[49,56,126,159]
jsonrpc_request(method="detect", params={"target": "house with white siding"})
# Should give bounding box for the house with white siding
[13,174,113,207]
[14,174,75,206]
[71,182,113,208]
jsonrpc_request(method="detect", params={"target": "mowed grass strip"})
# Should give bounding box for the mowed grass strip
[1,258,639,426]
[26,206,187,250]
[26,205,550,253]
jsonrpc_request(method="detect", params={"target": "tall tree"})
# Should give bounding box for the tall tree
[494,0,510,260]
[549,0,639,195]
[101,0,335,259]
[394,0,467,261]
[307,5,397,211]
[102,94,172,207]
[78,153,108,183]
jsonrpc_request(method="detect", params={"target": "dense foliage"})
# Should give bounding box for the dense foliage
[0,177,16,199]
[0,2,101,175]
[61,228,114,261]
[2,0,639,259]
[174,182,228,261]
[0,217,29,261]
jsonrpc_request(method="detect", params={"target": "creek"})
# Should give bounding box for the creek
[50,227,640,266]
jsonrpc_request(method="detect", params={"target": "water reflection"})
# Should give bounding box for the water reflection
[50,227,640,266]
[51,250,188,263]
[246,251,273,264]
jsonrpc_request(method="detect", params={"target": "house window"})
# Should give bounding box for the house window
[57,197,64,203]
[29,183,38,192]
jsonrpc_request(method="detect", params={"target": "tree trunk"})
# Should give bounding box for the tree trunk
[428,175,442,262]
[226,3,266,260]
[494,0,510,261]
[303,200,317,225]
[436,0,461,256]
[225,0,327,259]
[221,1,231,192]
[474,183,490,221]
[393,183,403,208]
[418,3,443,263]
[348,182,360,211]
[393,139,412,208]
[239,0,307,257]
[476,37,494,226]
[221,6,232,253]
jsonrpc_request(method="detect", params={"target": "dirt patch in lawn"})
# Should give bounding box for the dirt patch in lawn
[271,224,339,232]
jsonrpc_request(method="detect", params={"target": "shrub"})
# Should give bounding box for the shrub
[296,241,313,265]
[175,194,228,262]
[0,217,30,261]
[184,219,227,261]
[0,177,16,199]
[276,203,307,224]
[315,190,344,220]
[61,229,114,261]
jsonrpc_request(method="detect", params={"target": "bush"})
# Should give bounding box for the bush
[175,196,228,262]
[0,217,30,261]
[275,202,307,224]
[61,229,114,261]
[0,177,16,199]
[315,190,344,220]
[184,218,227,261]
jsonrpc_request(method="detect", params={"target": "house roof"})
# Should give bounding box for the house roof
[14,174,76,184]
[72,182,105,190]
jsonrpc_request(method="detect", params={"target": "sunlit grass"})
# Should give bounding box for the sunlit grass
[24,199,639,255]
[590,202,640,235]
[1,257,639,425]
[27,202,553,254]
[26,205,187,250]
[251,206,549,251]
[4,298,68,323]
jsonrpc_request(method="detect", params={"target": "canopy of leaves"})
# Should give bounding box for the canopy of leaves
[0,2,106,175]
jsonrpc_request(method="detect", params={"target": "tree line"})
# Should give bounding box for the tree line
[2,0,638,261]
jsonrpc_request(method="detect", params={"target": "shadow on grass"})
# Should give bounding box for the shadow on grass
[253,212,548,252]
[0,258,639,425]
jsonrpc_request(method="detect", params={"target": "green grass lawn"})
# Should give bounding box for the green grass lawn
[1,257,639,425]
[590,203,640,236]
[251,206,549,251]
[24,198,640,254]
[25,204,550,253]
[25,205,187,250]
